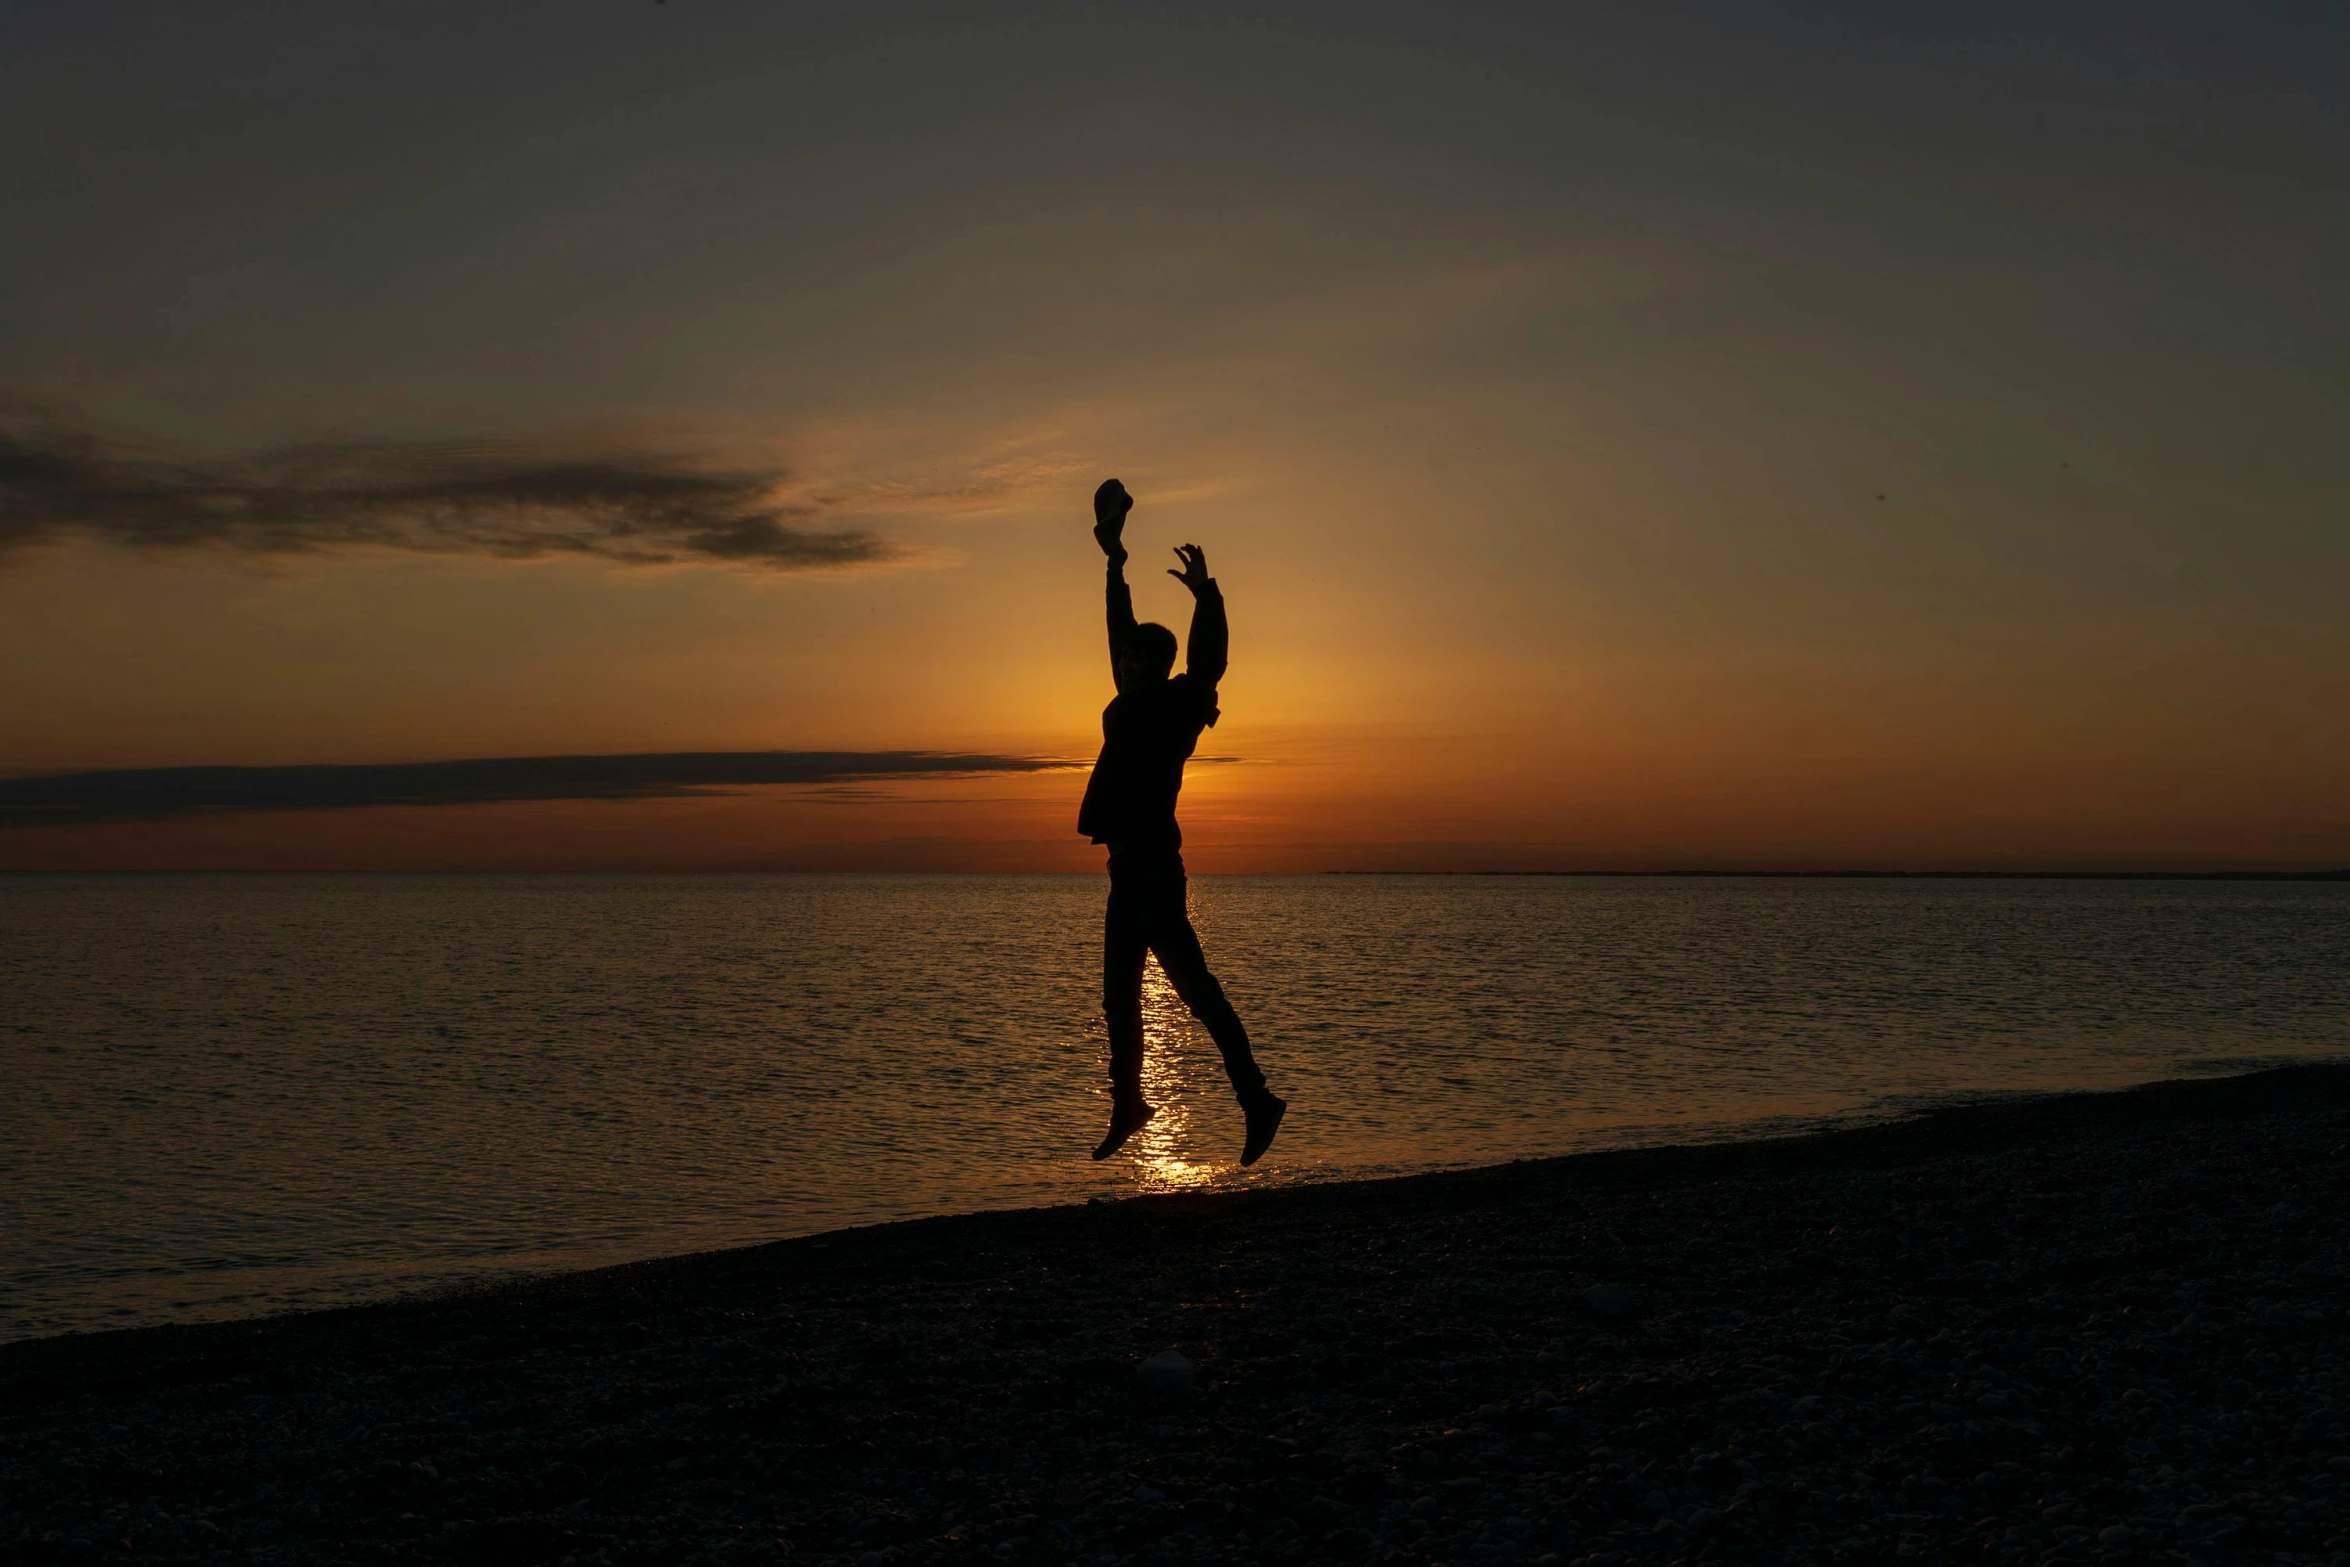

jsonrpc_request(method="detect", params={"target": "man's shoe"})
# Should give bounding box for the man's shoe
[1092,1099,1155,1161]
[1240,1092,1287,1167]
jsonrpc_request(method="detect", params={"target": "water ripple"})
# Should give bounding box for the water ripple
[3,873,2344,1340]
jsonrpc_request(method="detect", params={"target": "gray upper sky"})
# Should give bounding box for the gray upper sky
[10,3,2340,435]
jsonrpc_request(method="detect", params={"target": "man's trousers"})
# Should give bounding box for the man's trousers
[1102,849,1266,1103]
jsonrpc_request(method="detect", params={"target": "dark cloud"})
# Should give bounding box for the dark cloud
[0,751,1069,827]
[0,406,891,570]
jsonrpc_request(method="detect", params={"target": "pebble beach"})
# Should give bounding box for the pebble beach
[6,1064,2347,1566]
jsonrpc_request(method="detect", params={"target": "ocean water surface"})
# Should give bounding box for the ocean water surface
[5,872,2346,1342]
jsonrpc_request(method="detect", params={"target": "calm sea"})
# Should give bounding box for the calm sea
[5,873,2346,1343]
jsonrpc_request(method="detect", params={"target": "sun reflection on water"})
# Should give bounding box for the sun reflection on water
[1125,957,1242,1193]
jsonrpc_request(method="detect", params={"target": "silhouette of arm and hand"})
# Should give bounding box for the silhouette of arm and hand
[1094,478,1225,697]
[1095,480,1141,690]
[1169,542,1226,688]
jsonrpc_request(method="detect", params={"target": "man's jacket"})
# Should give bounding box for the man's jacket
[1077,564,1224,851]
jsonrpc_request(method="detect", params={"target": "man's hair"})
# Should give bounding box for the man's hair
[1127,622,1178,671]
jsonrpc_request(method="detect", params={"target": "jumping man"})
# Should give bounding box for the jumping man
[1079,478,1287,1166]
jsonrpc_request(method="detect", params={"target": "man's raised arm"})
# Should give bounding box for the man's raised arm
[1095,479,1137,688]
[1106,555,1140,688]
[1169,543,1227,687]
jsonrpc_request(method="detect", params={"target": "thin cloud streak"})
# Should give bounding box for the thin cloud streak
[0,406,892,571]
[0,751,1074,827]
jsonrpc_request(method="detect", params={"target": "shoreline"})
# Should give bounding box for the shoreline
[7,1064,2348,1564]
[8,1057,2335,1352]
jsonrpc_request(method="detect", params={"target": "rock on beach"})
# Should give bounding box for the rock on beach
[5,1064,2350,1566]
[1136,1351,1196,1395]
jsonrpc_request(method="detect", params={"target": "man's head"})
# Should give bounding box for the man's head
[1119,622,1178,687]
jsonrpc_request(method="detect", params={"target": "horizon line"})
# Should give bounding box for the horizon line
[1325,868,2350,881]
[3,867,2345,881]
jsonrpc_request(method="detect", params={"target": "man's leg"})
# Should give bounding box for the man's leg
[1141,857,1286,1165]
[1094,857,1155,1160]
[1146,906,1265,1101]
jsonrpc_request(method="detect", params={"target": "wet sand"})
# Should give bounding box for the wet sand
[5,1064,2347,1566]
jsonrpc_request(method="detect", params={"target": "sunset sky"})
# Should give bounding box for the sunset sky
[3,2,2344,870]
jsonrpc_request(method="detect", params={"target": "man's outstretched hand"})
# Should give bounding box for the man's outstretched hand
[1168,542,1212,596]
[1093,479,1132,564]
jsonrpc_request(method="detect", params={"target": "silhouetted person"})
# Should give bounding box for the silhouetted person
[1081,478,1287,1166]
